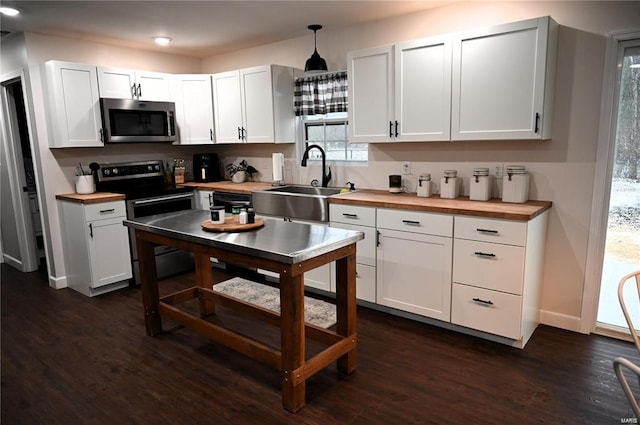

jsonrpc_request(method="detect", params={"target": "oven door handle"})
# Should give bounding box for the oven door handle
[132,193,193,206]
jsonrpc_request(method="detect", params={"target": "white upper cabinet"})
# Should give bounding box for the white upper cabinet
[172,74,215,145]
[394,37,452,141]
[348,46,394,143]
[451,16,557,140]
[44,60,103,148]
[212,65,295,144]
[97,67,172,101]
[348,37,452,143]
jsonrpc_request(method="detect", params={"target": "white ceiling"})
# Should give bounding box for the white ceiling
[0,1,456,58]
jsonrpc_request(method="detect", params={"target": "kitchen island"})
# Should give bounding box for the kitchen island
[123,209,363,412]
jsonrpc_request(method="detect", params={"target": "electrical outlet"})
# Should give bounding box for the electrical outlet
[402,161,411,175]
[495,164,504,178]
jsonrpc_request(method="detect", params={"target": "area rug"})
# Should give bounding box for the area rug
[213,277,337,329]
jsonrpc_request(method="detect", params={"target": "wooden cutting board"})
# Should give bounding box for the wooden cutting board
[201,215,264,232]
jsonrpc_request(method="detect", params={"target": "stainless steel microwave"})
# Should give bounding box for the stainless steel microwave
[100,98,177,143]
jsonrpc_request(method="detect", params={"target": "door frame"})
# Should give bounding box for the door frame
[0,70,39,272]
[581,29,640,335]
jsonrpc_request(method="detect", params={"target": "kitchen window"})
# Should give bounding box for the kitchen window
[302,113,368,162]
[295,71,367,162]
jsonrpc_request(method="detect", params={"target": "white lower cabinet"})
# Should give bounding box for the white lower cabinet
[330,204,377,302]
[376,208,453,321]
[451,213,549,347]
[58,200,132,297]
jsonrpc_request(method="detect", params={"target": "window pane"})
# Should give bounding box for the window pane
[306,125,324,142]
[325,123,347,141]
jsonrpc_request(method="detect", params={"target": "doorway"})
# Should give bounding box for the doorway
[594,38,640,333]
[0,75,42,272]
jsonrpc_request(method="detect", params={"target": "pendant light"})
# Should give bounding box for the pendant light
[305,24,328,73]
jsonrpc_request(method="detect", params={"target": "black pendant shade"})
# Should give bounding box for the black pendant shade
[305,24,328,72]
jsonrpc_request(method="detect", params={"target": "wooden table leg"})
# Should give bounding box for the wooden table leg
[195,253,215,316]
[280,271,305,412]
[136,231,162,336]
[335,250,357,374]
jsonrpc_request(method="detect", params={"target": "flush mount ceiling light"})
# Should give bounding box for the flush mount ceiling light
[154,37,171,46]
[0,7,20,16]
[304,24,328,73]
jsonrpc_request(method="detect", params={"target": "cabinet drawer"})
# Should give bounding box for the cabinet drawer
[453,239,524,295]
[84,201,126,221]
[330,204,376,227]
[455,216,526,246]
[377,208,453,237]
[356,264,376,303]
[330,222,376,266]
[451,283,522,340]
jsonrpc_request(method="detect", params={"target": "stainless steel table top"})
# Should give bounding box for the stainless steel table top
[124,209,364,264]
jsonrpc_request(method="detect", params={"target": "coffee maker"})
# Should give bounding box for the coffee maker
[193,153,221,182]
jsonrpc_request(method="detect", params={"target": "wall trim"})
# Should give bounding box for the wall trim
[540,309,582,333]
[48,274,67,289]
[2,254,22,271]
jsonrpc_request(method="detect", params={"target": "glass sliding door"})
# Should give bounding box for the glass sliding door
[596,41,640,330]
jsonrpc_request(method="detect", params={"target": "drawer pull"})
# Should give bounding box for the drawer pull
[474,251,496,258]
[99,208,115,214]
[472,297,494,306]
[342,213,358,219]
[476,228,498,234]
[402,220,421,226]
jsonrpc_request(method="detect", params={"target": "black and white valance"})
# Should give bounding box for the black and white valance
[294,71,348,116]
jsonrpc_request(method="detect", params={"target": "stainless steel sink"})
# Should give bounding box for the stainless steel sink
[252,185,343,222]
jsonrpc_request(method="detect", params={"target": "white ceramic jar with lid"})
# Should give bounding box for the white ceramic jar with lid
[440,170,459,199]
[417,173,432,197]
[470,167,491,201]
[502,165,529,203]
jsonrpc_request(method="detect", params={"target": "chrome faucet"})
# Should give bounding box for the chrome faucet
[301,144,331,188]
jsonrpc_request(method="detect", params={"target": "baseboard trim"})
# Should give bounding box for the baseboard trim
[2,254,22,270]
[540,309,583,333]
[49,275,67,289]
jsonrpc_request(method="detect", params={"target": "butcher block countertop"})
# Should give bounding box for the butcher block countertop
[329,190,551,221]
[180,181,273,194]
[55,192,125,204]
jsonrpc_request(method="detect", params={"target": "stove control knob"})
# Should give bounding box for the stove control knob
[104,169,110,175]
[113,168,118,175]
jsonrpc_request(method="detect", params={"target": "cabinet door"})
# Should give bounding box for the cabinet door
[241,66,275,143]
[173,75,215,144]
[377,229,452,321]
[395,37,452,141]
[348,45,394,142]
[87,217,132,288]
[451,17,553,140]
[97,66,137,99]
[330,222,376,267]
[136,71,172,101]
[46,61,103,147]
[212,70,244,144]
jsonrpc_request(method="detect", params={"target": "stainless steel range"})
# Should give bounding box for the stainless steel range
[95,160,195,284]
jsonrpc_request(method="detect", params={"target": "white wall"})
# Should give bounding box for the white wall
[201,1,640,331]
[1,1,636,332]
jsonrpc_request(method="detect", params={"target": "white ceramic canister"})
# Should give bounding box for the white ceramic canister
[75,174,96,194]
[440,170,459,199]
[502,165,530,203]
[417,173,432,197]
[470,167,491,201]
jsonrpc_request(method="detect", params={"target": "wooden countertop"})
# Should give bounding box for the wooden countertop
[329,189,551,221]
[179,181,274,194]
[56,192,125,204]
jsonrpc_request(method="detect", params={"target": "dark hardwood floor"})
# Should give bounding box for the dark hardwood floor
[2,263,639,425]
